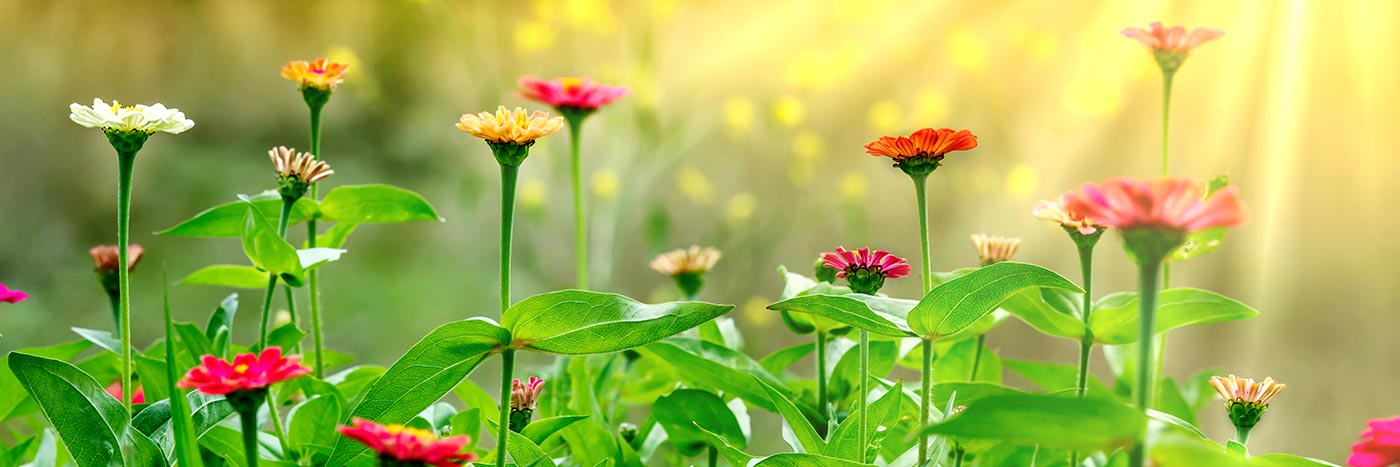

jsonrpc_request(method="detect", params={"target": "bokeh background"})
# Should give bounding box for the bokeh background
[0,0,1393,462]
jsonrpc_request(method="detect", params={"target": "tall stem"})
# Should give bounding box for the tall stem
[911,173,933,466]
[497,349,517,467]
[969,334,986,380]
[815,331,828,413]
[567,118,587,290]
[115,152,136,412]
[857,330,869,463]
[918,338,933,464]
[499,164,519,314]
[257,200,295,350]
[1128,258,1162,467]
[1070,241,1096,467]
[1160,71,1175,177]
[239,410,260,467]
[306,102,326,378]
[265,392,289,450]
[912,174,933,293]
[708,445,718,467]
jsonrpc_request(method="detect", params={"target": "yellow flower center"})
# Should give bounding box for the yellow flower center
[561,77,583,91]
[234,364,249,373]
[109,101,139,113]
[384,424,436,441]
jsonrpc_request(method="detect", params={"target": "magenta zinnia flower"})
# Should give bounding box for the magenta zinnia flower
[820,247,910,295]
[1351,417,1400,467]
[1121,22,1223,53]
[338,418,478,467]
[177,347,310,395]
[1061,177,1245,233]
[0,283,27,304]
[517,76,628,111]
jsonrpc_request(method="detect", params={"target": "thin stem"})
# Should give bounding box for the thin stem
[918,338,933,464]
[497,349,517,467]
[708,445,718,467]
[953,448,965,467]
[568,118,587,290]
[1071,242,1096,467]
[273,199,298,353]
[282,287,299,353]
[912,174,933,294]
[1236,425,1251,447]
[1128,258,1162,467]
[107,293,121,335]
[969,334,986,380]
[115,151,135,412]
[265,392,289,450]
[499,164,519,315]
[858,330,869,463]
[1161,70,1175,176]
[815,331,828,414]
[256,276,277,350]
[239,409,260,467]
[307,102,325,378]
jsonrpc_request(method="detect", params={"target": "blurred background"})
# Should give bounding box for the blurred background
[0,0,1392,462]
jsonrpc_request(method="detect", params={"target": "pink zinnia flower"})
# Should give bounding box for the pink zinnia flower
[821,247,912,280]
[177,347,310,395]
[1061,177,1245,233]
[1351,417,1400,467]
[0,283,27,304]
[105,381,146,404]
[517,76,628,111]
[338,418,478,467]
[1121,22,1223,53]
[90,244,144,274]
[1032,198,1104,236]
[511,377,545,412]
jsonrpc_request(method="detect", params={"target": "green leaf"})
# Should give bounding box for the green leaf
[767,294,914,338]
[1089,288,1259,344]
[637,339,810,418]
[752,453,876,466]
[501,290,733,355]
[823,381,904,461]
[241,205,302,276]
[318,184,442,224]
[311,223,357,249]
[180,265,270,289]
[756,379,823,454]
[931,338,1002,384]
[205,294,239,342]
[71,328,122,354]
[521,415,588,445]
[758,343,814,376]
[288,395,343,461]
[0,341,94,421]
[1002,359,1111,397]
[158,194,318,237]
[504,431,557,467]
[654,389,746,457]
[998,289,1086,340]
[326,318,509,467]
[908,262,1082,338]
[920,393,1143,451]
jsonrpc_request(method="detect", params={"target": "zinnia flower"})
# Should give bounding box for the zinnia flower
[90,244,143,274]
[268,146,333,200]
[1032,198,1104,236]
[650,246,722,277]
[518,76,628,112]
[1121,22,1223,73]
[821,247,910,295]
[1351,417,1400,467]
[105,382,146,405]
[456,105,564,146]
[508,376,545,433]
[970,234,1021,266]
[338,418,478,467]
[69,99,195,136]
[0,283,27,304]
[177,347,310,396]
[1062,177,1244,262]
[281,58,350,92]
[1209,375,1285,431]
[864,128,977,176]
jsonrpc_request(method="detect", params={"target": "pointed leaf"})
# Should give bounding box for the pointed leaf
[653,389,746,457]
[180,265,269,289]
[767,294,914,338]
[241,206,301,276]
[1089,288,1259,344]
[921,393,1143,451]
[908,262,1081,338]
[501,290,733,354]
[318,184,442,224]
[158,194,317,237]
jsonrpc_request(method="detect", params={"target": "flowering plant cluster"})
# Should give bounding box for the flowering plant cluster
[0,19,1377,467]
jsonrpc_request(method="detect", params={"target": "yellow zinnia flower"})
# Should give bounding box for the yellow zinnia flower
[456,105,564,145]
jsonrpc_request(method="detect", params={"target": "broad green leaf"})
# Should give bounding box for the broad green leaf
[637,339,810,417]
[180,265,269,289]
[908,262,1082,338]
[318,184,441,224]
[205,293,239,341]
[931,338,1001,384]
[504,431,557,467]
[1171,227,1227,261]
[1,341,95,421]
[158,194,317,237]
[1149,432,1250,467]
[756,379,823,454]
[831,340,899,400]
[653,389,746,457]
[754,454,876,466]
[823,381,904,461]
[200,426,295,467]
[1002,359,1111,397]
[767,295,914,338]
[288,395,342,461]
[326,318,509,467]
[998,289,1086,340]
[1089,288,1259,345]
[71,328,122,354]
[521,415,588,445]
[130,394,234,462]
[241,206,302,276]
[776,266,853,334]
[1250,455,1342,466]
[758,343,814,376]
[921,393,1143,451]
[501,290,733,355]
[310,223,357,249]
[929,382,1029,409]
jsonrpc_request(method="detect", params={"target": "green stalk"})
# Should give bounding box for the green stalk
[1160,70,1175,176]
[1071,241,1096,467]
[567,117,587,290]
[857,329,869,463]
[306,102,326,378]
[911,172,934,465]
[499,164,519,314]
[115,151,136,412]
[107,293,121,337]
[1236,426,1251,446]
[918,338,933,463]
[257,199,295,350]
[969,334,986,380]
[1128,258,1162,467]
[497,349,517,467]
[815,331,828,413]
[1155,69,1177,415]
[708,446,718,467]
[265,392,289,451]
[239,409,260,467]
[953,447,965,467]
[912,174,933,293]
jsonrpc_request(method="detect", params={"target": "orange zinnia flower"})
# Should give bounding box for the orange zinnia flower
[864,128,977,176]
[281,58,350,91]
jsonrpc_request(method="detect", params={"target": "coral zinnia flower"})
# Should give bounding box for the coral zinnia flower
[821,247,910,295]
[1351,417,1400,467]
[457,105,564,146]
[177,347,310,395]
[518,76,628,111]
[105,382,146,404]
[339,418,478,467]
[650,246,722,277]
[1121,22,1223,53]
[1061,177,1245,233]
[511,377,545,412]
[269,146,334,185]
[1033,198,1104,236]
[281,58,350,91]
[970,234,1021,266]
[864,128,977,176]
[69,99,195,135]
[0,283,27,304]
[90,244,144,274]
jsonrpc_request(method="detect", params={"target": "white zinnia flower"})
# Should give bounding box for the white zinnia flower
[69,98,194,135]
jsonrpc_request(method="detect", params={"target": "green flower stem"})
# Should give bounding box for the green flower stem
[265,392,289,451]
[106,293,121,339]
[499,164,519,314]
[307,102,326,378]
[257,199,296,350]
[1236,425,1252,447]
[496,349,517,467]
[1156,68,1177,417]
[1070,241,1096,467]
[115,151,136,412]
[708,446,718,467]
[1128,257,1163,467]
[969,335,986,380]
[953,447,966,467]
[239,409,261,467]
[1161,70,1175,176]
[857,329,870,463]
[918,338,933,463]
[815,331,828,412]
[912,174,933,293]
[567,117,588,290]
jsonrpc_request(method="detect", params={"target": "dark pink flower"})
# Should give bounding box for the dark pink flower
[177,347,310,395]
[105,381,146,404]
[821,247,911,280]
[338,418,478,466]
[0,283,27,304]
[1061,177,1245,233]
[1121,22,1223,53]
[517,76,628,111]
[1351,417,1400,467]
[511,376,545,411]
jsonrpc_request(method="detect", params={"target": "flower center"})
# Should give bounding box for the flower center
[561,77,583,91]
[385,424,436,441]
[233,364,249,373]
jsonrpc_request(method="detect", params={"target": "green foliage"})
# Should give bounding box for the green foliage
[158,194,318,238]
[908,262,1082,338]
[653,389,746,457]
[317,184,442,224]
[501,290,733,355]
[179,265,269,289]
[922,393,1144,452]
[1090,288,1259,344]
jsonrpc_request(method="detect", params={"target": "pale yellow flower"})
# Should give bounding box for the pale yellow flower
[1210,375,1285,406]
[456,105,563,145]
[268,146,333,185]
[970,234,1021,266]
[69,98,194,135]
[650,246,721,277]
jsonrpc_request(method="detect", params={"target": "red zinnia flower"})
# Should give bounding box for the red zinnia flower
[338,418,478,467]
[1061,177,1245,233]
[864,128,978,162]
[821,247,911,280]
[177,347,310,395]
[1351,417,1400,467]
[517,76,628,111]
[1120,22,1223,53]
[106,382,146,404]
[0,283,27,304]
